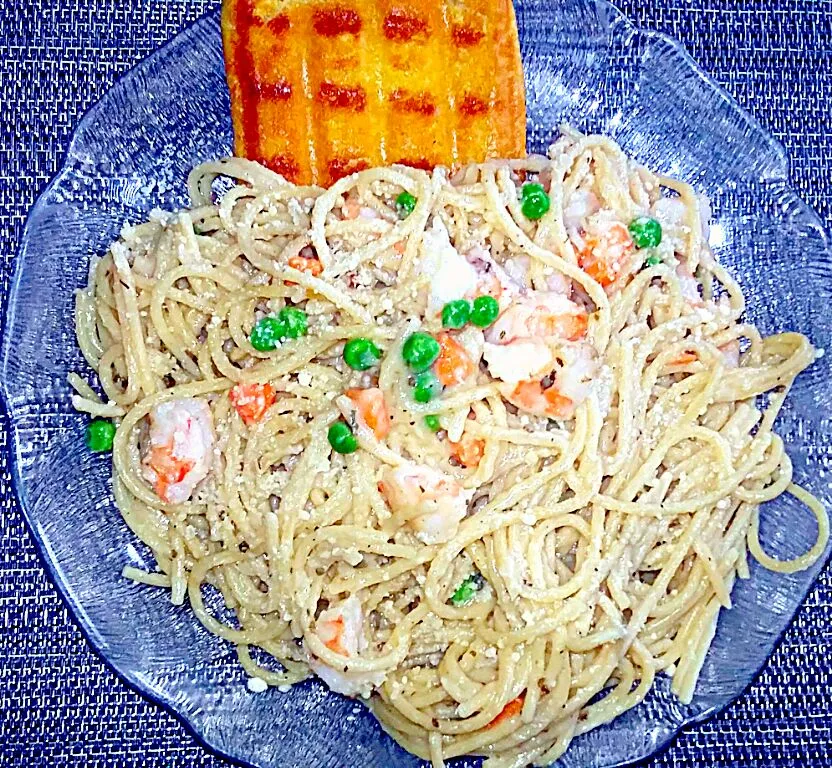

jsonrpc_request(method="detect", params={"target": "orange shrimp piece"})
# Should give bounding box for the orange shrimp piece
[449,434,485,468]
[487,694,525,729]
[510,380,574,419]
[578,222,634,287]
[488,294,588,345]
[285,254,323,286]
[147,447,195,502]
[533,310,588,342]
[435,332,476,387]
[508,380,541,410]
[393,240,406,255]
[543,387,573,416]
[287,254,324,276]
[320,615,348,655]
[346,387,391,439]
[229,382,276,425]
[579,251,615,286]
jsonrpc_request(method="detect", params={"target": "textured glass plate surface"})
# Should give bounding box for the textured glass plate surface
[2,2,831,767]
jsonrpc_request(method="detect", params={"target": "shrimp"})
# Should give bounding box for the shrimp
[229,382,276,426]
[284,245,323,286]
[502,253,531,287]
[449,434,485,468]
[380,464,471,544]
[483,338,553,385]
[421,219,479,314]
[675,263,703,307]
[345,388,391,439]
[563,188,600,232]
[486,292,588,345]
[492,248,572,297]
[506,379,575,419]
[545,269,573,296]
[464,245,520,309]
[543,343,597,407]
[720,339,741,368]
[435,332,476,387]
[482,289,594,418]
[455,326,485,368]
[343,195,380,221]
[287,254,323,277]
[498,343,598,419]
[573,210,635,289]
[308,596,385,697]
[141,398,214,503]
[421,223,521,316]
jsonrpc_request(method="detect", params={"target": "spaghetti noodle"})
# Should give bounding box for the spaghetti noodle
[72,130,827,767]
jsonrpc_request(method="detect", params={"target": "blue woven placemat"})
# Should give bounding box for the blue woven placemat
[1,1,831,766]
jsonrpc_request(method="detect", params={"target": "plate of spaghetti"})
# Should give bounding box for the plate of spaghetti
[3,1,832,768]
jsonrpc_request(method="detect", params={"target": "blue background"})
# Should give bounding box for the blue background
[1,1,830,766]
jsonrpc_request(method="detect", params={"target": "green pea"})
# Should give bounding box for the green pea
[343,338,382,371]
[413,371,441,403]
[250,308,307,351]
[85,419,116,453]
[275,307,308,340]
[328,421,358,454]
[442,299,471,329]
[629,216,663,249]
[450,572,485,606]
[424,415,441,432]
[402,332,441,373]
[644,253,663,267]
[395,191,417,219]
[250,316,283,352]
[520,183,551,220]
[470,295,500,328]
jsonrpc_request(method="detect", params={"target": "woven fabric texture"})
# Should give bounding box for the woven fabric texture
[1,1,831,766]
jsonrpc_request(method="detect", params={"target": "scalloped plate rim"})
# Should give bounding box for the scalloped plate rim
[1,4,830,768]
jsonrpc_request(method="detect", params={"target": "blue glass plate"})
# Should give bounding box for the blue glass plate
[2,2,831,766]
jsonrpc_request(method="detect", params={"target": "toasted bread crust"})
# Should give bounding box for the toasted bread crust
[222,0,526,186]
